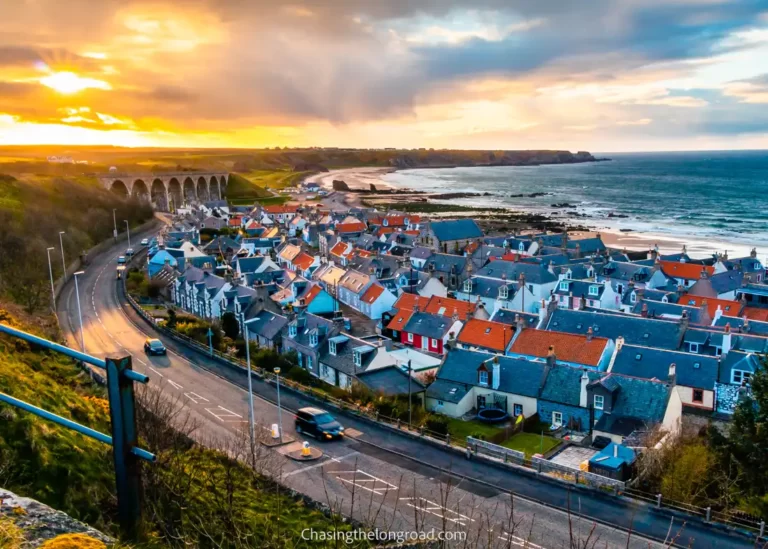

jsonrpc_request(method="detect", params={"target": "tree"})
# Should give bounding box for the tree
[221,311,240,340]
[710,360,768,518]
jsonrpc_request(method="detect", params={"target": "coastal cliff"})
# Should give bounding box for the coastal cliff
[388,150,599,169]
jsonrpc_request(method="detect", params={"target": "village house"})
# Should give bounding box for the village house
[422,219,483,252]
[244,310,288,351]
[395,311,463,355]
[508,328,614,370]
[281,312,339,377]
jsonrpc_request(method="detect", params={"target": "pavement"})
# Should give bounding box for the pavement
[56,225,760,548]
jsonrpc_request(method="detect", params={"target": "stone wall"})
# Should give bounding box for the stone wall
[0,487,112,547]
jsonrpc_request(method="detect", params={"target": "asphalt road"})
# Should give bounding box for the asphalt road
[56,226,759,549]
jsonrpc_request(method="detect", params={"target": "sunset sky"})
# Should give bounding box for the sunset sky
[1,1,767,151]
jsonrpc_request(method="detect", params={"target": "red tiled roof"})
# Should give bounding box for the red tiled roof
[376,227,396,237]
[659,261,714,281]
[743,307,768,322]
[228,217,242,227]
[510,329,608,366]
[337,221,367,233]
[361,284,385,304]
[302,284,322,304]
[393,293,428,312]
[329,241,350,257]
[683,295,741,317]
[386,309,414,331]
[457,319,511,352]
[425,295,476,319]
[355,249,373,259]
[293,252,315,271]
[404,230,420,236]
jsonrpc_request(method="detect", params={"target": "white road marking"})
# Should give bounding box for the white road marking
[282,451,360,478]
[168,379,183,390]
[333,470,398,495]
[184,392,210,404]
[499,534,547,548]
[205,406,245,423]
[400,497,474,526]
[148,367,164,377]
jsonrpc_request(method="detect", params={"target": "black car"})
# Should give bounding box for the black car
[295,407,344,440]
[144,338,167,356]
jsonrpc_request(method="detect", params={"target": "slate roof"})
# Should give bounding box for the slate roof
[403,312,454,339]
[475,261,557,285]
[356,366,426,396]
[410,247,434,260]
[631,300,706,324]
[245,311,288,341]
[430,349,548,399]
[591,374,670,436]
[320,334,376,376]
[539,364,602,406]
[490,309,540,329]
[236,256,268,274]
[708,271,745,294]
[554,280,605,299]
[463,277,515,300]
[718,351,761,384]
[430,219,483,242]
[599,261,653,284]
[714,315,768,336]
[611,345,718,390]
[424,253,468,275]
[546,309,683,350]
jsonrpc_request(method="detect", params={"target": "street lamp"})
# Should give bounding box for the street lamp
[112,209,118,241]
[46,247,56,310]
[407,359,413,429]
[274,366,284,443]
[58,231,67,280]
[73,271,86,352]
[124,220,131,249]
[241,313,255,451]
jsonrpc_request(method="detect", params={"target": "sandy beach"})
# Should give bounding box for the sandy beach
[314,167,396,191]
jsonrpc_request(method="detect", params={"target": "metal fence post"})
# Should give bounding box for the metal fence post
[705,507,711,522]
[656,493,662,508]
[106,355,142,541]
[759,520,765,539]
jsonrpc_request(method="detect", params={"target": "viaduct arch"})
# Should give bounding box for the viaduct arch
[98,171,229,211]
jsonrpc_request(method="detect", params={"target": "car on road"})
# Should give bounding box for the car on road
[117,255,126,265]
[116,266,126,279]
[125,247,134,256]
[144,338,167,356]
[140,238,149,246]
[295,407,344,440]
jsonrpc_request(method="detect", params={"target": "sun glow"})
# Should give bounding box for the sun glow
[39,72,111,94]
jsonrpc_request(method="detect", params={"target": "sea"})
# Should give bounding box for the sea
[381,150,768,259]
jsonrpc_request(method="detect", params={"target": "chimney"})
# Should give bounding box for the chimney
[614,444,619,458]
[668,363,677,386]
[515,314,525,333]
[680,310,689,332]
[722,323,732,355]
[742,315,750,334]
[700,267,708,279]
[538,299,547,324]
[579,369,589,407]
[750,247,757,259]
[452,308,459,322]
[492,356,501,390]
[616,336,624,351]
[546,345,556,367]
[641,302,648,317]
[586,326,594,342]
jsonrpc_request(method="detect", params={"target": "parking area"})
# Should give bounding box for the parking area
[547,445,598,469]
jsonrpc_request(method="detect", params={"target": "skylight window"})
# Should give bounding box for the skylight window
[635,353,642,360]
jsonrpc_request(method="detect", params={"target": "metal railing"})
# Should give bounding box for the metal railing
[0,323,155,541]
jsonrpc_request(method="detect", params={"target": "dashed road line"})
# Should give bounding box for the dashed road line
[499,533,547,548]
[400,497,474,526]
[205,406,245,423]
[184,392,210,404]
[333,470,398,495]
[148,367,164,377]
[168,379,183,390]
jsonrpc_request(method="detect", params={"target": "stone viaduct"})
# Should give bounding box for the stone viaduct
[98,172,230,211]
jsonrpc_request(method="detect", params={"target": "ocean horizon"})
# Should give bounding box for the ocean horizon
[381,150,768,260]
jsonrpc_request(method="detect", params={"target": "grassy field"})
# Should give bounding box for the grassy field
[239,169,314,190]
[502,432,560,457]
[445,417,508,441]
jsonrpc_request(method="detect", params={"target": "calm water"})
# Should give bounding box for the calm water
[382,150,768,257]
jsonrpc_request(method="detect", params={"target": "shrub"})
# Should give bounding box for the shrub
[425,414,449,436]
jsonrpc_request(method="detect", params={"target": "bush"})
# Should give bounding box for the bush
[425,414,449,436]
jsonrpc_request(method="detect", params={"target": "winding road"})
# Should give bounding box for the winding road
[56,224,759,548]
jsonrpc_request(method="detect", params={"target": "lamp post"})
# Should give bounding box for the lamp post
[241,313,255,451]
[112,209,118,241]
[407,359,413,429]
[58,231,67,281]
[124,220,131,249]
[73,271,86,352]
[46,247,56,310]
[274,366,284,443]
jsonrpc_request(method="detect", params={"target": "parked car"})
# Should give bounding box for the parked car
[295,407,344,440]
[117,255,126,265]
[125,247,135,256]
[140,238,149,246]
[144,338,167,356]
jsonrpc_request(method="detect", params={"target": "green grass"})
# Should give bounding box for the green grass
[240,169,314,190]
[225,172,273,199]
[445,417,508,442]
[501,432,560,458]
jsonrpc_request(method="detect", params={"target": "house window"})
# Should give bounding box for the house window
[552,411,563,427]
[559,281,569,291]
[289,325,297,337]
[437,400,444,406]
[513,403,523,417]
[565,271,572,279]
[617,284,624,294]
[589,285,599,296]
[478,370,489,386]
[463,279,473,292]
[630,292,637,304]
[499,285,508,299]
[297,353,303,367]
[732,370,752,386]
[431,338,438,347]
[688,343,699,353]
[407,333,414,343]
[594,395,604,410]
[477,395,487,408]
[692,389,704,403]
[309,333,318,347]
[329,340,337,355]
[353,351,362,367]
[306,356,313,370]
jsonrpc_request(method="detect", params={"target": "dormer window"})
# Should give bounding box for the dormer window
[594,395,604,410]
[463,279,473,292]
[478,370,489,386]
[499,285,508,299]
[565,271,572,279]
[518,242,524,252]
[289,324,297,337]
[353,351,362,367]
[329,340,337,355]
[559,281,569,291]
[587,268,594,278]
[630,292,637,304]
[589,285,599,296]
[309,333,318,347]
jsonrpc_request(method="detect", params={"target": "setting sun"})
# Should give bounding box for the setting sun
[39,71,111,94]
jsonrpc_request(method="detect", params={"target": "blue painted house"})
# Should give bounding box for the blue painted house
[148,250,178,278]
